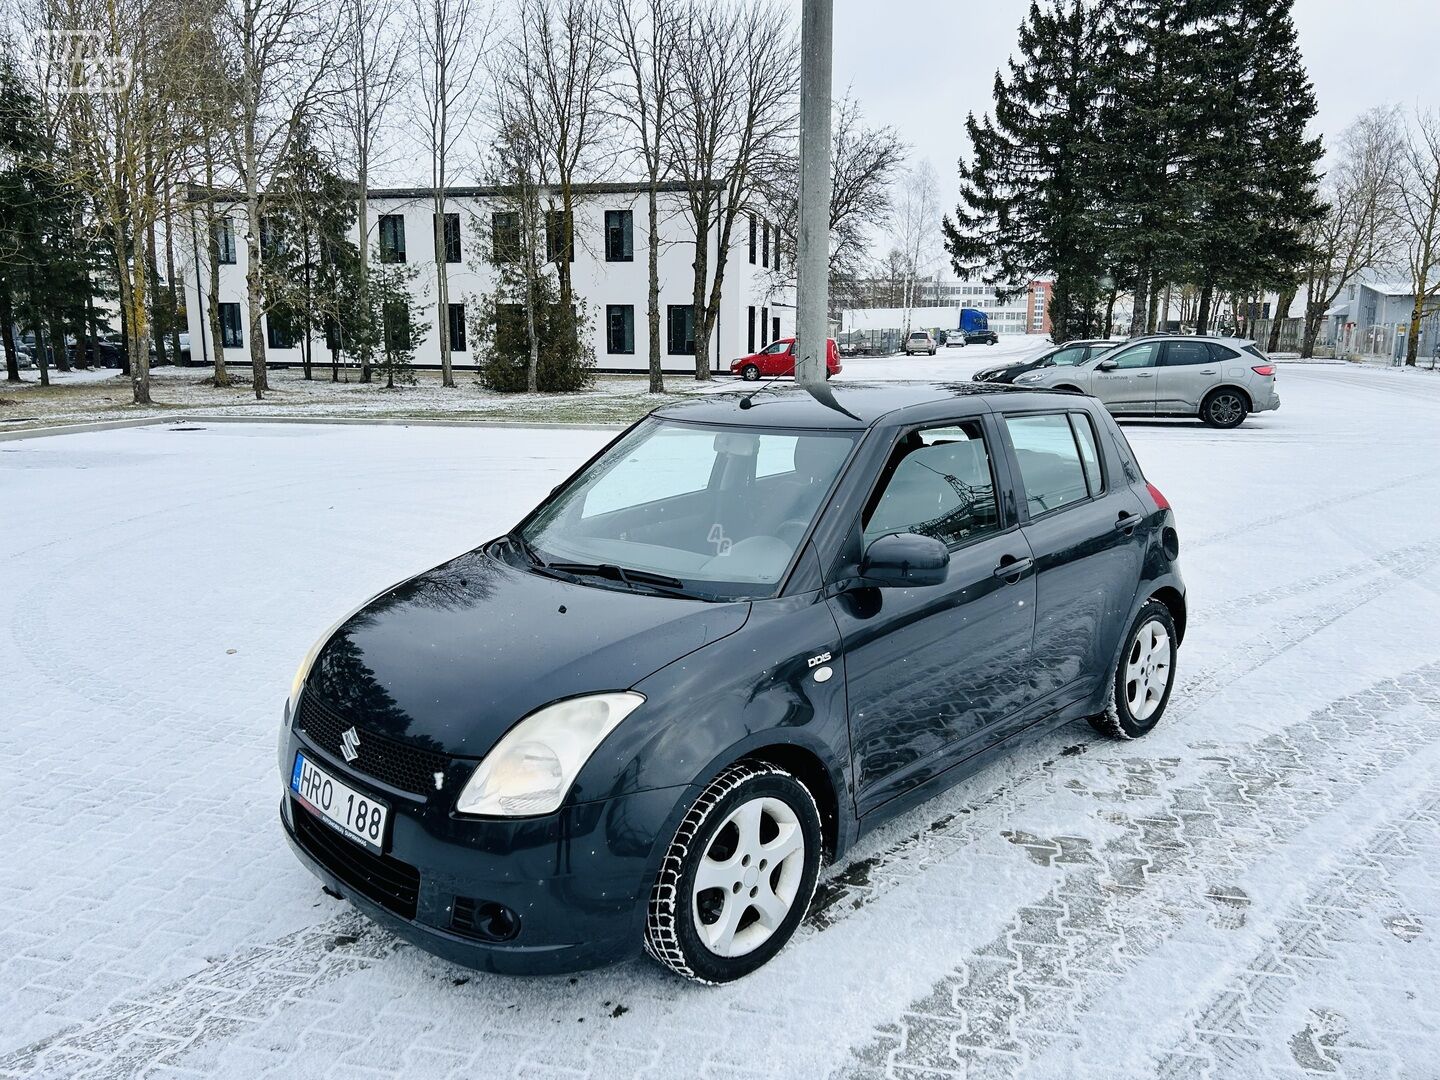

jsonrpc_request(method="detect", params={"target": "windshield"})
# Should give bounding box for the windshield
[519,419,857,599]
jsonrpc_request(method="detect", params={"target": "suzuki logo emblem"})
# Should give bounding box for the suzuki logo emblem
[340,726,361,763]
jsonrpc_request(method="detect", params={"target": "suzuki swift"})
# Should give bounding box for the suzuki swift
[280,382,1185,984]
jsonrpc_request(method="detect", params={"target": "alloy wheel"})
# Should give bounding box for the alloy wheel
[691,796,806,958]
[1124,620,1171,722]
[1209,392,1244,426]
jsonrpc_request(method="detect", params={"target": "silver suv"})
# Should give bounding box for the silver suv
[1015,335,1280,428]
[903,330,936,356]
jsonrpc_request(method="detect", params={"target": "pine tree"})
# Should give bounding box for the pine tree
[944,0,1115,343]
[1183,0,1322,333]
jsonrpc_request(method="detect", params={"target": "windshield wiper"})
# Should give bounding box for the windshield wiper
[544,561,695,598]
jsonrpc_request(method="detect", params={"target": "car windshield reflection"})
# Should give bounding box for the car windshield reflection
[519,420,857,600]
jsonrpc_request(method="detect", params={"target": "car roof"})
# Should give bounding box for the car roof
[651,381,1084,431]
[1122,334,1257,346]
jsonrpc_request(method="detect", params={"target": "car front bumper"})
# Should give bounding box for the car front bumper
[279,726,693,975]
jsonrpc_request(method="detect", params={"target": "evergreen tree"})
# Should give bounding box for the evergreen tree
[1182,0,1322,332]
[944,1,1116,343]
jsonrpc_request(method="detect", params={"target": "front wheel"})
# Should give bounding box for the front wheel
[740,364,761,382]
[929,348,936,356]
[1090,599,1178,740]
[645,762,822,984]
[1201,388,1248,428]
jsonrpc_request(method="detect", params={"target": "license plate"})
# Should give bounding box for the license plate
[291,751,389,853]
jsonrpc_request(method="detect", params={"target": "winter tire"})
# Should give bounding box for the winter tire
[1201,388,1248,428]
[1090,599,1177,740]
[740,363,761,381]
[644,761,822,984]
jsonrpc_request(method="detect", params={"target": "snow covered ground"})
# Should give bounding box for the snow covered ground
[4,363,1440,1079]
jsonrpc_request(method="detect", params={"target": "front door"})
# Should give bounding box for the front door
[828,417,1037,817]
[999,409,1147,706]
[1092,340,1161,414]
[1155,339,1218,412]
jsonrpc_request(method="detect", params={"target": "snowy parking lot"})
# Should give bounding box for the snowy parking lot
[4,361,1440,1079]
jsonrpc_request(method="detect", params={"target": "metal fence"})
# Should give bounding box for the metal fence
[1333,311,1440,366]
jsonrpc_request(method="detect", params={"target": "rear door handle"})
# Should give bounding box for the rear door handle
[1199,368,1216,374]
[993,556,1034,580]
[1115,514,1144,533]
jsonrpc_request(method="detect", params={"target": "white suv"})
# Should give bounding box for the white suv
[903,330,936,356]
[1016,336,1280,428]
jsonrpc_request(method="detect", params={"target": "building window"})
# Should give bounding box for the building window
[213,216,236,265]
[761,221,770,269]
[448,303,467,351]
[491,212,519,262]
[748,213,756,264]
[666,305,695,356]
[747,306,756,353]
[378,214,406,263]
[383,301,410,352]
[266,305,297,349]
[773,236,781,274]
[438,213,460,263]
[219,302,243,348]
[496,303,525,351]
[604,210,633,262]
[772,315,780,342]
[760,306,769,346]
[545,209,573,263]
[259,217,283,260]
[607,305,635,354]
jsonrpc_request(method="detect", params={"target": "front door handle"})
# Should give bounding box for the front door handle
[993,555,1034,581]
[1115,513,1144,534]
[1135,372,1154,378]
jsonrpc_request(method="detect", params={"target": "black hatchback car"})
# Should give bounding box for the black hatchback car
[280,382,1184,984]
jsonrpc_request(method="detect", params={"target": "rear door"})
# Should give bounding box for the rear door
[1155,339,1217,412]
[1091,340,1161,414]
[998,408,1147,709]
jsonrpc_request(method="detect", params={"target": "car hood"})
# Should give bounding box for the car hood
[303,546,750,759]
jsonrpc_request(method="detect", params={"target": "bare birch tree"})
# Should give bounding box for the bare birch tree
[216,0,349,397]
[1395,110,1440,366]
[337,0,406,381]
[606,0,680,394]
[1299,107,1404,358]
[411,0,489,387]
[894,160,941,338]
[667,0,797,380]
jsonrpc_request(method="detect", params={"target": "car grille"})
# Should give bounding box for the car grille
[292,799,420,920]
[297,693,449,797]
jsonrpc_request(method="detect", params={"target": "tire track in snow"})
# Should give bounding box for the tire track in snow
[832,662,1440,1080]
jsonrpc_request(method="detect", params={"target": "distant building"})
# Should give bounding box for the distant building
[839,278,1054,347]
[1327,280,1438,362]
[182,184,793,375]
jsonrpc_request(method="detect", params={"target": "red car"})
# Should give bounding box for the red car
[730,337,842,381]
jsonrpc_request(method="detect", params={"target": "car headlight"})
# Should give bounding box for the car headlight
[456,692,645,817]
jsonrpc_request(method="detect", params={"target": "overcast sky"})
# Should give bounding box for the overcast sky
[828,0,1440,219]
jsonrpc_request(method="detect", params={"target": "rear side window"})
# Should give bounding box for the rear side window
[1240,344,1266,360]
[1208,343,1242,361]
[864,421,999,548]
[1004,413,1091,517]
[1164,341,1211,366]
[1070,413,1104,495]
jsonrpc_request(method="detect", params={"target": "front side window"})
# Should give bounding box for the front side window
[520,420,857,597]
[378,214,406,263]
[1005,413,1092,518]
[763,341,789,355]
[1105,341,1161,369]
[604,210,633,261]
[666,305,694,355]
[607,305,635,354]
[219,302,243,347]
[863,420,1000,548]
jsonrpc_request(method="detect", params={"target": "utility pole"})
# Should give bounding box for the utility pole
[793,0,832,386]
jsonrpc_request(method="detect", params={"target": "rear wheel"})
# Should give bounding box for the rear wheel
[740,363,761,382]
[645,762,822,984]
[1201,388,1248,428]
[1090,600,1177,740]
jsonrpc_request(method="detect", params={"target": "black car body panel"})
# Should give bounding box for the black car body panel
[281,380,1185,973]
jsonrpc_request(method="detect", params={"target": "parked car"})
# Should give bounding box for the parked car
[903,330,936,356]
[1016,335,1279,428]
[964,328,1000,345]
[730,337,841,381]
[973,338,1122,384]
[280,381,1185,983]
[944,331,966,348]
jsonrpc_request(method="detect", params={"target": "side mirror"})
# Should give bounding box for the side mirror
[860,533,950,588]
[1096,359,1118,371]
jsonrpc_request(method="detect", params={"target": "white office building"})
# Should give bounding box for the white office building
[183,183,794,375]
